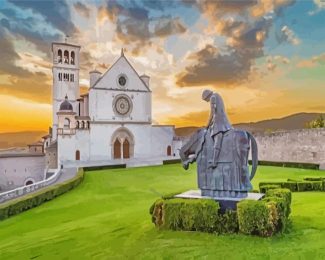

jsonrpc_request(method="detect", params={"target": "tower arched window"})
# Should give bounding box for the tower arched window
[71,51,75,65]
[58,49,62,63]
[64,118,70,129]
[64,50,69,64]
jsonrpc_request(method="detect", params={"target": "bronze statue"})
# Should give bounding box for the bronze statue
[180,90,258,198]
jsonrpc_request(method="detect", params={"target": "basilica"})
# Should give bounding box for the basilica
[44,41,181,169]
[0,41,181,192]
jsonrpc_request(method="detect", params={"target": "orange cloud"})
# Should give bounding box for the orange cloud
[0,95,51,133]
[296,53,325,68]
[163,110,209,127]
[0,72,52,104]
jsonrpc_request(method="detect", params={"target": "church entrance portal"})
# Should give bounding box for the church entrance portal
[111,127,134,159]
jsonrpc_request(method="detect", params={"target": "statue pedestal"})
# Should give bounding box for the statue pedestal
[175,190,265,213]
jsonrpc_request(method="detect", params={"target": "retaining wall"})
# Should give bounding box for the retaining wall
[255,128,325,164]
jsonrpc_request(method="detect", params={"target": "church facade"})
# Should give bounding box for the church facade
[49,41,180,167]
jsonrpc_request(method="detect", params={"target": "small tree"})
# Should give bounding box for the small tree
[308,115,325,128]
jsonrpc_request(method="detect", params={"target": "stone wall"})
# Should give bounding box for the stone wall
[255,128,325,164]
[0,154,46,192]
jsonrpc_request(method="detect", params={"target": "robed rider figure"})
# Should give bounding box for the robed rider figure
[180,90,258,198]
[202,90,233,169]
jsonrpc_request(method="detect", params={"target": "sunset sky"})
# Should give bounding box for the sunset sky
[0,0,325,133]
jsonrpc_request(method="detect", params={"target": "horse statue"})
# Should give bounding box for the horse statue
[179,90,258,198]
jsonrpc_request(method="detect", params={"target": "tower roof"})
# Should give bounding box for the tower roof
[51,42,81,52]
[89,69,102,74]
[59,95,73,111]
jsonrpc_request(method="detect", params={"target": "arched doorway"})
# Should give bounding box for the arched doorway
[114,139,121,159]
[167,145,172,156]
[111,127,134,159]
[25,179,34,186]
[26,180,33,186]
[76,150,80,160]
[123,139,130,159]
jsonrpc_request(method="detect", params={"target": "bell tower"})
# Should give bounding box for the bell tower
[51,41,81,140]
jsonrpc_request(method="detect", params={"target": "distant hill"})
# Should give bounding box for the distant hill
[0,113,323,148]
[0,131,47,149]
[175,112,324,137]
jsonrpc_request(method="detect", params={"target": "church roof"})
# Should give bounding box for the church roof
[59,95,73,111]
[28,141,43,147]
[90,51,151,92]
[89,69,101,74]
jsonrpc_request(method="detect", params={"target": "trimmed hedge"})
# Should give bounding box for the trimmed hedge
[151,197,238,234]
[163,198,220,232]
[0,168,84,221]
[237,200,277,236]
[266,188,291,217]
[83,164,126,171]
[150,188,291,237]
[260,184,282,193]
[162,159,181,165]
[259,177,325,193]
[249,160,319,170]
[237,188,291,236]
[303,177,325,181]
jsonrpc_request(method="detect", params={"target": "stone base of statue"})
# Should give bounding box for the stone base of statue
[201,189,249,198]
[175,190,265,213]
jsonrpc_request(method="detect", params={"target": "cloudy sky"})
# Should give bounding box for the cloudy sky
[0,0,325,133]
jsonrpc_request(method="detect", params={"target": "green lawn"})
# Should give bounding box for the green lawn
[0,164,325,259]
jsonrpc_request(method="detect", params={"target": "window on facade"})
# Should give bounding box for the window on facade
[58,49,62,63]
[70,74,74,82]
[58,73,62,81]
[64,50,69,64]
[81,121,85,128]
[76,121,80,129]
[167,145,172,156]
[64,118,70,129]
[87,121,90,129]
[71,51,75,65]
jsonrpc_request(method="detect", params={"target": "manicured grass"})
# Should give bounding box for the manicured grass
[0,164,324,259]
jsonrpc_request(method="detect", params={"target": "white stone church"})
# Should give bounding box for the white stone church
[0,41,181,192]
[48,41,181,168]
